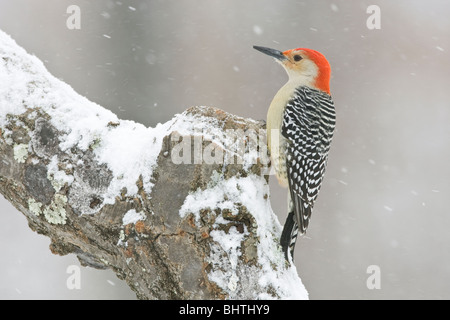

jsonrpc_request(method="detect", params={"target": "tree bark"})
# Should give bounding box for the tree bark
[0,30,307,299]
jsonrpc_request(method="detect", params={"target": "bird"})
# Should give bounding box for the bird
[253,45,336,262]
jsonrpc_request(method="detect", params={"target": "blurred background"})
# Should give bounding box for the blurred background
[0,0,449,299]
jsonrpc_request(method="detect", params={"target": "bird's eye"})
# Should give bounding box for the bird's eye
[293,55,302,62]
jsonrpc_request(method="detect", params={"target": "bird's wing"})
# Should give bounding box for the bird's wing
[282,86,335,234]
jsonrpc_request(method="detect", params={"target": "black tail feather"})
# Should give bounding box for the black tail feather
[280,211,299,262]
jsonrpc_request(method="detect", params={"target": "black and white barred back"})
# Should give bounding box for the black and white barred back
[280,86,336,261]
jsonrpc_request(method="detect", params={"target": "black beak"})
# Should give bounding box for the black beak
[253,46,287,61]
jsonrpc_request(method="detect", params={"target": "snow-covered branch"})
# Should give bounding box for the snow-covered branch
[0,30,307,299]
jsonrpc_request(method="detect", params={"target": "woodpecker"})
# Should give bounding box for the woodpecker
[253,46,336,262]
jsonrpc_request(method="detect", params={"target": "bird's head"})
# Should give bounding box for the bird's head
[253,46,331,94]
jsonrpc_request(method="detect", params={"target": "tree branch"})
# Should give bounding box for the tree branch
[0,30,307,299]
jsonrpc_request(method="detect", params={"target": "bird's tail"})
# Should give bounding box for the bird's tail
[280,211,299,262]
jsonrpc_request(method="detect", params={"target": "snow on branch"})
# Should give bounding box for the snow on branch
[0,29,307,299]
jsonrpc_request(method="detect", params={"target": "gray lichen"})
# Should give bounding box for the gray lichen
[28,198,43,216]
[13,143,28,163]
[24,164,55,205]
[43,194,67,225]
[31,118,60,159]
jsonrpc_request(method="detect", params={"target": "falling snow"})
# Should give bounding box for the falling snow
[330,3,339,12]
[253,25,263,35]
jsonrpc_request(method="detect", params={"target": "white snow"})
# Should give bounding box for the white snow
[94,120,173,204]
[180,174,308,299]
[106,279,116,286]
[100,12,111,19]
[0,29,174,206]
[209,226,247,292]
[47,155,74,191]
[253,25,264,36]
[122,209,146,225]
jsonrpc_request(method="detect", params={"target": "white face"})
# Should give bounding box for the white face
[277,49,319,83]
[253,45,330,93]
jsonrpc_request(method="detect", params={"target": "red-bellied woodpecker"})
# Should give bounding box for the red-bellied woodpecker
[253,46,336,262]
